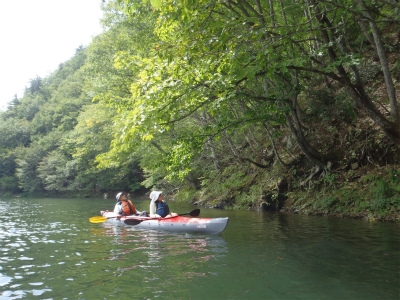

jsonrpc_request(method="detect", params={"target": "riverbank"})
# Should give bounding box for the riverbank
[3,143,399,223]
[175,146,400,223]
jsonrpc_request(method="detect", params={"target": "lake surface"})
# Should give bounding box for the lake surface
[0,197,399,300]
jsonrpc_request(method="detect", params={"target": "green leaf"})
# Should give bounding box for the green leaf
[150,0,162,9]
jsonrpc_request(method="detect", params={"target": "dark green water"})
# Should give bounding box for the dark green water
[0,197,398,300]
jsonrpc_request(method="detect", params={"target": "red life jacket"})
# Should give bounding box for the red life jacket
[121,200,136,215]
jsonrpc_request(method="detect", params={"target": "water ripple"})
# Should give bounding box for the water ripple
[0,198,398,300]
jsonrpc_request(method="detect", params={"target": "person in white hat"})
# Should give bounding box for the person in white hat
[114,192,147,216]
[149,191,177,218]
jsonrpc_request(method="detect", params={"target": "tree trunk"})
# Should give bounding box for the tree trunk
[356,0,399,123]
[230,100,264,157]
[150,141,165,153]
[197,112,221,171]
[207,136,220,172]
[310,0,400,144]
[357,19,375,46]
[284,110,326,168]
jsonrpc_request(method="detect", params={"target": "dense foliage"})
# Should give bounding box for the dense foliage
[1,0,399,219]
[0,46,144,196]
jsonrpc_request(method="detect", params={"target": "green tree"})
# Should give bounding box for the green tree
[1,46,95,194]
[37,150,79,191]
[15,144,47,193]
[111,0,399,184]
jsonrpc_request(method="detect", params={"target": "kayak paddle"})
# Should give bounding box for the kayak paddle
[180,208,200,217]
[89,215,119,223]
[124,209,200,225]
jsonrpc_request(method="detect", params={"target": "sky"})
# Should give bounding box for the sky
[0,0,104,111]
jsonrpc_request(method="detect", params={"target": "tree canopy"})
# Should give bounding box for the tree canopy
[0,0,398,217]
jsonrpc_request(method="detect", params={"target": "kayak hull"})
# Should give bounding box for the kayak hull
[100,211,228,234]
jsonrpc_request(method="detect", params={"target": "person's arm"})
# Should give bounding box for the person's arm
[149,202,161,218]
[113,203,122,215]
[163,201,177,217]
[134,207,143,215]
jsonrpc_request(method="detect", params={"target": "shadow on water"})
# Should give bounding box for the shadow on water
[0,197,399,299]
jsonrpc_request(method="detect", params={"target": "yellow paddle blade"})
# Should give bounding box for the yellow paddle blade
[89,216,108,223]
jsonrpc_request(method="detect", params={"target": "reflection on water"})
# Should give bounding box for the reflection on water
[0,197,399,300]
[99,222,228,297]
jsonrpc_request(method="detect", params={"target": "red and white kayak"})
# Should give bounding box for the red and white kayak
[100,211,229,234]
